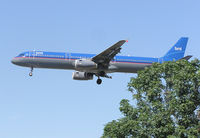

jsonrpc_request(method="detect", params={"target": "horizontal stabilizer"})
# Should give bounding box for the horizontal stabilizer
[179,55,192,61]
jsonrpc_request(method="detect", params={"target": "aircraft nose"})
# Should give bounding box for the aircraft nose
[11,58,18,65]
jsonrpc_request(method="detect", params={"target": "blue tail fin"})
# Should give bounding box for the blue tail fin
[161,37,188,62]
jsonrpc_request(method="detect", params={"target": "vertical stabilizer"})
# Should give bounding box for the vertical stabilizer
[161,37,188,62]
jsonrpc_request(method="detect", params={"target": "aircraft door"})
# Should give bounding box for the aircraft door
[28,51,31,58]
[32,50,36,59]
[30,50,36,66]
[66,53,70,60]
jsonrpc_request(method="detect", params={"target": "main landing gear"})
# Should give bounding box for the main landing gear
[96,71,112,85]
[29,67,33,76]
[96,78,102,85]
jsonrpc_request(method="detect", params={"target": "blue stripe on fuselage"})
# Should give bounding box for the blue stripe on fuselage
[16,51,159,64]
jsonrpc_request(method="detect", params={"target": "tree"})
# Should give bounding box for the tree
[102,59,200,138]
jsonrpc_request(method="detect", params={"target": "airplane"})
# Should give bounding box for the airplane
[11,37,191,85]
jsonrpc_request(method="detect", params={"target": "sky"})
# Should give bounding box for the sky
[0,0,200,138]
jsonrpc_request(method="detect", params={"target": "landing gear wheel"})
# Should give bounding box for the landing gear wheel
[29,72,33,76]
[29,67,33,77]
[97,79,102,85]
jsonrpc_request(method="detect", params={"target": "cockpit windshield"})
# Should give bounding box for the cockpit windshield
[17,53,27,57]
[18,54,25,57]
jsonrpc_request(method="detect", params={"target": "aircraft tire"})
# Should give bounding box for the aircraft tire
[97,79,102,85]
[29,72,33,76]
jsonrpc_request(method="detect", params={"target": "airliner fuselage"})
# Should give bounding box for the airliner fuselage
[12,51,156,73]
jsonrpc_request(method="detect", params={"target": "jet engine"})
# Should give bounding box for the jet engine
[75,59,97,70]
[72,71,93,80]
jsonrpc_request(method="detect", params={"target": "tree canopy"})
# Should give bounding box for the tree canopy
[102,59,200,138]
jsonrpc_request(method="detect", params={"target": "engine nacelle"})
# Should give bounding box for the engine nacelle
[75,59,97,70]
[72,71,93,80]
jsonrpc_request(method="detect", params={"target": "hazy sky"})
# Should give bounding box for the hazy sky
[1,0,200,138]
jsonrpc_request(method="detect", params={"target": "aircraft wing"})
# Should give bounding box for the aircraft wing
[92,40,127,66]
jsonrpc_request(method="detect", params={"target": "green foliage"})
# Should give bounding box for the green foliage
[102,59,200,138]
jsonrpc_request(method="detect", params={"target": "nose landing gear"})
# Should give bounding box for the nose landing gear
[29,67,33,76]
